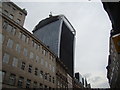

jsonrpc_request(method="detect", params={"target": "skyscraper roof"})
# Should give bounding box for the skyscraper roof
[33,15,76,35]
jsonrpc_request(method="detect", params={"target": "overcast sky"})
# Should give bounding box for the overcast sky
[12,0,112,88]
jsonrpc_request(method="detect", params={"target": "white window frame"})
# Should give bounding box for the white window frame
[23,48,28,57]
[36,55,39,62]
[29,52,34,59]
[12,57,18,67]
[3,53,10,64]
[16,43,21,53]
[7,39,13,48]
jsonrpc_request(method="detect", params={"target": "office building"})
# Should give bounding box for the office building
[102,2,120,88]
[33,14,76,77]
[74,72,91,88]
[1,1,56,89]
[106,33,120,88]
[75,72,83,85]
[56,58,68,89]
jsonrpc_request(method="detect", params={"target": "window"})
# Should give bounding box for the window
[23,48,28,57]
[36,56,39,63]
[21,62,25,70]
[4,10,8,16]
[49,64,52,71]
[19,12,22,16]
[39,83,43,88]
[52,67,55,73]
[28,65,32,73]
[9,14,14,19]
[58,80,60,86]
[35,44,38,49]
[0,7,2,12]
[53,77,55,83]
[34,42,36,49]
[18,32,22,39]
[49,54,53,60]
[32,41,39,49]
[44,73,47,80]
[40,71,43,78]
[29,52,34,59]
[17,76,24,88]
[26,79,31,88]
[44,85,47,88]
[49,75,51,82]
[43,49,47,56]
[8,74,16,85]
[3,53,10,63]
[12,57,18,67]
[3,21,8,29]
[22,34,26,42]
[49,54,54,61]
[32,40,34,46]
[26,37,29,43]
[45,61,48,68]
[7,39,13,48]
[6,24,12,32]
[20,33,29,43]
[13,8,16,11]
[16,44,21,53]
[1,34,5,43]
[42,48,44,54]
[11,27,16,35]
[16,19,21,24]
[0,33,4,44]
[7,3,10,7]
[41,58,44,65]
[33,81,38,88]
[35,68,38,76]
[37,45,40,50]
[0,71,6,83]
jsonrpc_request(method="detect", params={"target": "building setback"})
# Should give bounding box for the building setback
[33,15,76,77]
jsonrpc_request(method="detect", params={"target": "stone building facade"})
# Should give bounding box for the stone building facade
[1,1,56,89]
[107,33,120,88]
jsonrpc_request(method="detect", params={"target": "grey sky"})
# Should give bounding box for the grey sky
[12,0,112,88]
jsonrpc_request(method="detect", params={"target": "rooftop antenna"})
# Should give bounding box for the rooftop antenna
[49,12,52,17]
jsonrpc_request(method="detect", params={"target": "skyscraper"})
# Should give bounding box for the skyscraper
[75,72,83,84]
[33,15,76,77]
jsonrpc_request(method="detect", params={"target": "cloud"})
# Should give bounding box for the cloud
[88,75,110,88]
[90,76,102,82]
[98,82,110,88]
[83,73,92,78]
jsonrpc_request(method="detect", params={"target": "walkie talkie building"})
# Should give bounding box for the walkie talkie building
[33,15,76,77]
